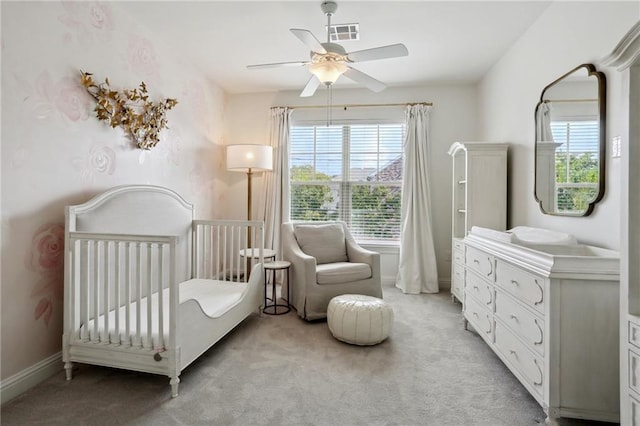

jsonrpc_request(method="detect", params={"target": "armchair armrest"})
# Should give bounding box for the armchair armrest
[281,223,317,313]
[345,236,380,281]
[286,238,317,268]
[346,241,378,264]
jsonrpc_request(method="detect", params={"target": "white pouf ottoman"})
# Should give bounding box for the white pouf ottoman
[327,294,393,346]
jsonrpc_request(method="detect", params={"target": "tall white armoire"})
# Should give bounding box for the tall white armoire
[448,142,508,303]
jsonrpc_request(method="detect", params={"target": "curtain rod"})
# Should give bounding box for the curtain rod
[542,98,598,103]
[271,102,432,110]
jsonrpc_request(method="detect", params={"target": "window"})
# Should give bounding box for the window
[550,120,599,212]
[290,123,405,243]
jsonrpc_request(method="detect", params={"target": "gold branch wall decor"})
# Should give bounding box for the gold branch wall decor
[80,71,178,150]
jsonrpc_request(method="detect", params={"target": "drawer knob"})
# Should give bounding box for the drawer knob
[510,314,518,322]
[509,349,517,357]
[510,279,519,286]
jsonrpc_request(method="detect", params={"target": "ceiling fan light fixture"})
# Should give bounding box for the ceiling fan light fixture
[247,1,408,98]
[310,61,347,85]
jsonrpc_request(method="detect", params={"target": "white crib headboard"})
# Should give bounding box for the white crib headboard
[66,185,194,281]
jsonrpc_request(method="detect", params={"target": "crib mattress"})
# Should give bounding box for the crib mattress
[81,279,249,348]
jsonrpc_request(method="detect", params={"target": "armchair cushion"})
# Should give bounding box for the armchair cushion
[316,262,372,285]
[293,223,348,264]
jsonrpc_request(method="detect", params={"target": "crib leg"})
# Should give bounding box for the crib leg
[170,376,180,397]
[64,362,73,380]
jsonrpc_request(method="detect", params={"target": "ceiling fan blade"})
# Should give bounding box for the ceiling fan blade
[247,61,309,69]
[290,29,327,54]
[347,43,409,63]
[300,75,321,97]
[343,66,386,93]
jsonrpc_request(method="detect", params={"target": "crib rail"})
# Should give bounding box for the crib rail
[192,220,264,282]
[65,232,177,351]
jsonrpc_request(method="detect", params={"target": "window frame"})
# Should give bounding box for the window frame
[289,120,405,245]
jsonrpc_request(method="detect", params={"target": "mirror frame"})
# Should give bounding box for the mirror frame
[534,63,607,216]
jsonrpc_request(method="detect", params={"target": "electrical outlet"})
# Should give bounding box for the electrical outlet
[612,136,622,158]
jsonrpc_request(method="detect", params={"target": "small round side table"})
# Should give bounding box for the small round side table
[263,261,291,315]
[239,248,277,262]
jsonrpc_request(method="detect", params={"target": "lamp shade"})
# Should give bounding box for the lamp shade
[310,61,347,85]
[226,144,273,172]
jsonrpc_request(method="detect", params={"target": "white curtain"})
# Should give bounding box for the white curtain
[396,104,439,294]
[260,107,291,256]
[536,102,554,142]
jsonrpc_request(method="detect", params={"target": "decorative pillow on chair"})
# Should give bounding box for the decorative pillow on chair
[294,223,348,264]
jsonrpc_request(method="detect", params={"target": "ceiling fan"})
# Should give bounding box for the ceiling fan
[247,1,409,97]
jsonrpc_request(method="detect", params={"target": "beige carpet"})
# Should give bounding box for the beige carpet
[1,284,613,425]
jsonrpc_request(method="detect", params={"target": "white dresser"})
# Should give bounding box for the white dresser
[628,317,640,424]
[448,142,508,303]
[464,229,620,424]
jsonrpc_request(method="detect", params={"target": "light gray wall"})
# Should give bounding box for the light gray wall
[225,84,479,288]
[478,1,639,249]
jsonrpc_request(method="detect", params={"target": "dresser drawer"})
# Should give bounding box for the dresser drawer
[452,262,465,300]
[452,260,465,284]
[494,321,544,399]
[466,270,493,308]
[495,260,545,314]
[630,321,640,351]
[453,248,465,266]
[495,289,544,356]
[630,350,640,396]
[466,246,494,280]
[464,296,493,340]
[453,238,465,253]
[452,277,464,301]
[630,393,640,426]
[464,297,493,343]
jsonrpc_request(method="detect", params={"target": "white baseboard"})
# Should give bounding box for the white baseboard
[384,278,452,290]
[439,278,452,290]
[1,352,62,405]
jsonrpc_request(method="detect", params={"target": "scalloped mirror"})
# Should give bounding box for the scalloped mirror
[534,63,606,216]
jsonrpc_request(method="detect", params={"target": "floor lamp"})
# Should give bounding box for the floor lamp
[226,144,273,265]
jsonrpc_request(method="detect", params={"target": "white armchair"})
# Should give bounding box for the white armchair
[281,221,382,321]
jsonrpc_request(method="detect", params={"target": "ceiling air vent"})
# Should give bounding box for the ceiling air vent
[328,23,359,41]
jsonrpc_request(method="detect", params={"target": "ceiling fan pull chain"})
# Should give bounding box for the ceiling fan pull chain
[326,85,331,127]
[330,85,333,125]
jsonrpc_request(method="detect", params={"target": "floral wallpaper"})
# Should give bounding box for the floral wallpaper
[1,1,228,380]
[27,223,65,326]
[59,1,115,46]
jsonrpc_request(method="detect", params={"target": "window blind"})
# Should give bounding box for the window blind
[290,123,405,243]
[550,120,599,212]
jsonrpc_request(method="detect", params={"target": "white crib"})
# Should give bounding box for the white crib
[62,185,264,397]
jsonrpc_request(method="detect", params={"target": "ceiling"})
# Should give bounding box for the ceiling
[116,1,551,95]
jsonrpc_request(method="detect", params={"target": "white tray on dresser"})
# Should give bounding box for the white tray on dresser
[463,227,620,425]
